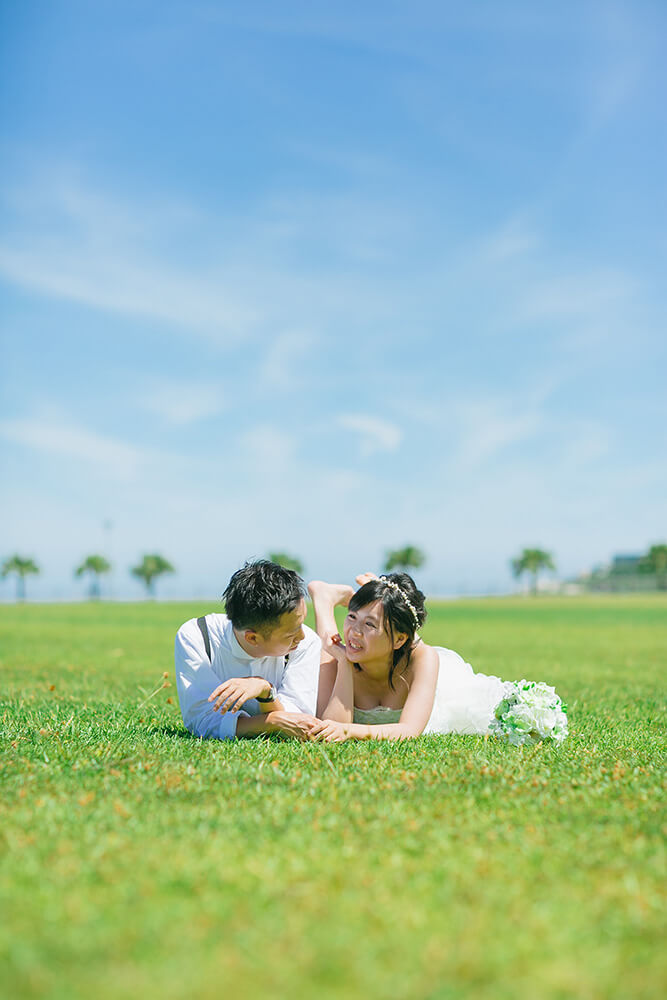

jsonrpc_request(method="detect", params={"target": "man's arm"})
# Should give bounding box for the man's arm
[275,627,321,715]
[174,622,250,740]
[207,676,285,715]
[236,712,321,741]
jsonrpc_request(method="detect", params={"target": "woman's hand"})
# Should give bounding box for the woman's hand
[208,676,273,714]
[323,632,354,665]
[311,719,353,743]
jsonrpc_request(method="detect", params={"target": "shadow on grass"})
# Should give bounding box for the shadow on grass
[148,724,289,744]
[148,724,198,740]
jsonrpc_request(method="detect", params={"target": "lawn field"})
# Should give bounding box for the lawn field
[1,595,665,1000]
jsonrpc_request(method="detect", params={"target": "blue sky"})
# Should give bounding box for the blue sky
[1,0,665,600]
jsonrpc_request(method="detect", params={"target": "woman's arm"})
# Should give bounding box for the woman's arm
[317,631,355,722]
[308,580,356,717]
[321,649,356,723]
[314,643,440,742]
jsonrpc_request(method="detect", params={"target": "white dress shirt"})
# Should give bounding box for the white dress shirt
[174,613,321,740]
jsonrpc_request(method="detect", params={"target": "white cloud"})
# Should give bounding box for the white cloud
[0,416,155,480]
[139,379,230,425]
[337,414,403,456]
[476,220,540,263]
[0,174,258,343]
[559,421,611,468]
[239,424,296,467]
[0,243,257,342]
[0,169,414,350]
[257,328,319,390]
[515,270,636,323]
[449,400,542,470]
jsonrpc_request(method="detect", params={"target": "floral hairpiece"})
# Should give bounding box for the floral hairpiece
[378,576,421,630]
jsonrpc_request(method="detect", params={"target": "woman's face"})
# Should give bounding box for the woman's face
[343,600,406,664]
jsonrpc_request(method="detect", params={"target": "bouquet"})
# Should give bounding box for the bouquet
[489,680,568,746]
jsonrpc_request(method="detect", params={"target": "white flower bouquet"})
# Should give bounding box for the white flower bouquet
[489,680,568,746]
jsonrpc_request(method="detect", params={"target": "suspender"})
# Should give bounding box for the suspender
[196,616,211,662]
[196,614,290,668]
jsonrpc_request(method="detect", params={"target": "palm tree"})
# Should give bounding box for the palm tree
[75,555,111,599]
[384,546,426,574]
[511,548,556,595]
[131,554,175,598]
[268,552,304,574]
[1,555,40,601]
[640,543,667,590]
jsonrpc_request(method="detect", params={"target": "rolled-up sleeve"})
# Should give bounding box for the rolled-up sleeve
[276,629,321,715]
[174,623,248,740]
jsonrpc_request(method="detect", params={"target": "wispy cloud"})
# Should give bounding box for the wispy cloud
[257,328,320,390]
[0,416,150,480]
[475,219,541,263]
[0,169,417,347]
[585,3,645,126]
[138,378,230,425]
[0,173,258,342]
[336,414,403,456]
[239,423,296,467]
[515,270,636,324]
[453,403,540,469]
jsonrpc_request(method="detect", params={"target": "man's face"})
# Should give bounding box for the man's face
[245,599,307,657]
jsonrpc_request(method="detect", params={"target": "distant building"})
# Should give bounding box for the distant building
[610,554,642,573]
[579,552,657,592]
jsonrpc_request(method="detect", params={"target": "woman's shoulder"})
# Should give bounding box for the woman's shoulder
[415,642,471,668]
[409,640,440,672]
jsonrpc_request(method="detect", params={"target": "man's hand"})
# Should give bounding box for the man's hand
[208,676,273,714]
[265,712,322,741]
[311,719,353,743]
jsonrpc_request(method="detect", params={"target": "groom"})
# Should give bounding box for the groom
[174,559,322,740]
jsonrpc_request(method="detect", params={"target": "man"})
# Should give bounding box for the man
[174,560,321,740]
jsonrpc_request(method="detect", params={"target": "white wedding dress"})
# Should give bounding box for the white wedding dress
[353,646,506,735]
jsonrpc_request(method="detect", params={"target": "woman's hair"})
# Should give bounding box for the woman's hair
[348,573,427,689]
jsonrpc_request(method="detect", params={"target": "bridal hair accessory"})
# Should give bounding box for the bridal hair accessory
[378,576,421,630]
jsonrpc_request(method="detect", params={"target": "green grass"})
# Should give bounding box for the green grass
[1,595,665,1000]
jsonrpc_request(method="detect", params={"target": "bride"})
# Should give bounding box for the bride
[309,573,507,742]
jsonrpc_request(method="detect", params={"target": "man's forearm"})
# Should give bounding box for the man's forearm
[258,696,285,714]
[234,711,318,741]
[235,714,276,739]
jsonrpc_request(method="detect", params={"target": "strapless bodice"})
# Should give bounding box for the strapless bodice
[353,705,403,725]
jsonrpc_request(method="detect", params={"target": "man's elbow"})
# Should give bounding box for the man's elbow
[183,709,233,741]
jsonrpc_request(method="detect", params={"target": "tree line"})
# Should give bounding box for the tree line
[0,545,428,602]
[0,553,175,601]
[2,543,665,601]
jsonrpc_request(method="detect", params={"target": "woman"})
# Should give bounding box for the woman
[309,573,507,742]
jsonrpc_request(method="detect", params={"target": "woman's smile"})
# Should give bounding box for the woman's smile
[343,600,393,663]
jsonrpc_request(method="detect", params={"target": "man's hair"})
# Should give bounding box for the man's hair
[223,559,306,633]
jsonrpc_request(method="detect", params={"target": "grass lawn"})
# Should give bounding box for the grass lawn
[1,595,665,999]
